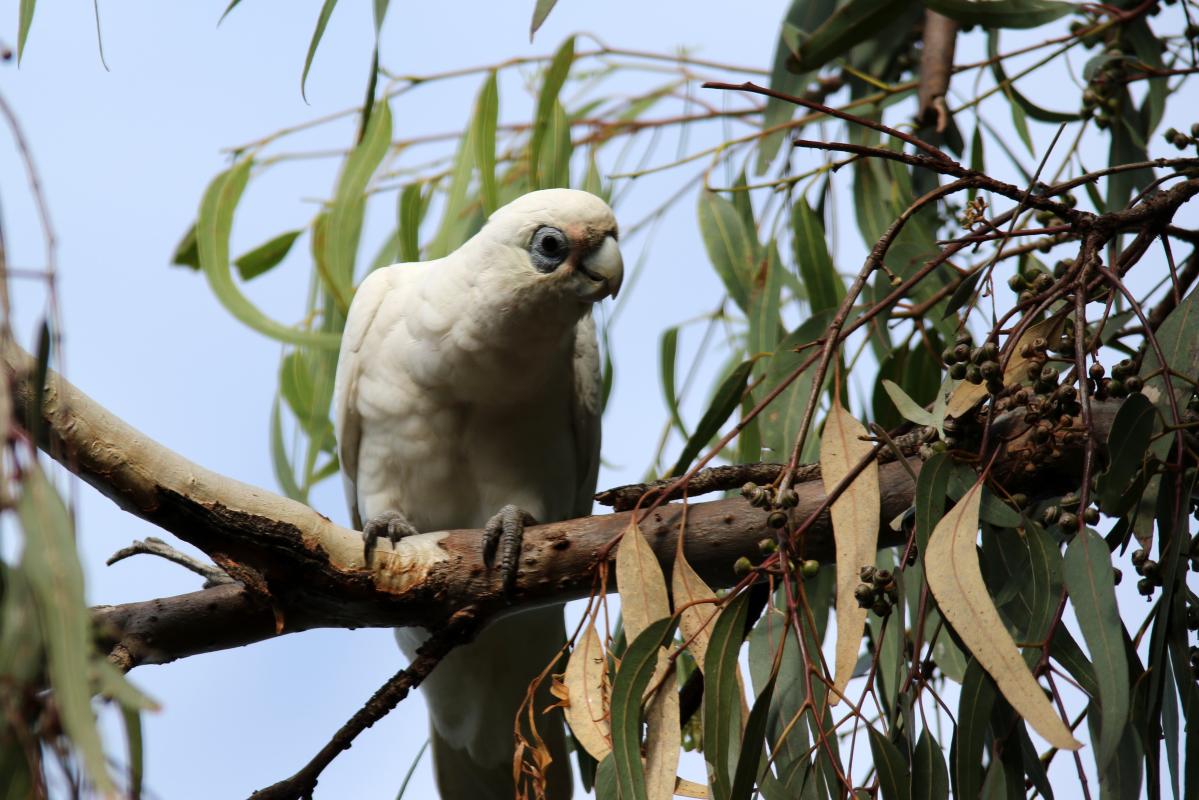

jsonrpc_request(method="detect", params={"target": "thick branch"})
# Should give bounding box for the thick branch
[916,10,959,133]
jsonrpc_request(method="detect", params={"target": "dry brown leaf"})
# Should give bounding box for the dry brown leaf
[926,479,1082,751]
[644,649,681,800]
[820,400,880,703]
[672,537,719,674]
[617,520,671,642]
[947,315,1066,418]
[562,621,612,762]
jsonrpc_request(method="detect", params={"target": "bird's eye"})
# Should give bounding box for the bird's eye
[529,226,569,272]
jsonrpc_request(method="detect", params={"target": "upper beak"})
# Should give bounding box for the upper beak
[578,235,624,300]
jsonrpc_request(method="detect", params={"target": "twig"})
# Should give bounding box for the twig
[107,537,235,588]
[248,608,482,800]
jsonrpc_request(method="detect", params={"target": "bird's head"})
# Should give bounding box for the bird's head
[480,189,624,304]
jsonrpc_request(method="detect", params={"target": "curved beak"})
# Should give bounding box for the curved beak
[577,235,624,301]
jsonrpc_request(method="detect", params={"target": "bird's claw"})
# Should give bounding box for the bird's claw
[362,509,420,564]
[483,504,536,594]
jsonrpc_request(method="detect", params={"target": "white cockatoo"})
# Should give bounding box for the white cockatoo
[333,189,623,799]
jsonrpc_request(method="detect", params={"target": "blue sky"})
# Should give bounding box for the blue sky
[3,1,1197,797]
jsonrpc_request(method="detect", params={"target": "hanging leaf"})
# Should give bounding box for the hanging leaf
[563,621,612,762]
[171,223,200,269]
[922,0,1072,29]
[951,660,995,799]
[644,651,680,800]
[195,158,339,348]
[616,521,670,642]
[1063,528,1129,774]
[669,359,752,477]
[730,673,776,800]
[397,183,426,263]
[300,0,339,100]
[788,0,908,72]
[529,0,559,40]
[18,466,115,793]
[703,592,752,798]
[529,37,575,188]
[672,536,719,673]
[698,190,756,311]
[867,727,912,800]
[1095,392,1156,516]
[820,400,880,701]
[323,99,392,308]
[659,326,688,437]
[610,617,677,800]
[792,198,843,313]
[473,72,500,214]
[925,479,1080,750]
[17,0,36,63]
[912,727,949,800]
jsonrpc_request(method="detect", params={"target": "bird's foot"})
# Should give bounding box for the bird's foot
[483,504,537,594]
[362,509,421,564]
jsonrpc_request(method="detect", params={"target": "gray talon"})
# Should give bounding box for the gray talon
[482,504,536,593]
[362,509,420,563]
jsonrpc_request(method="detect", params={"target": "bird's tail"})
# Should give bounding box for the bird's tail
[404,607,573,799]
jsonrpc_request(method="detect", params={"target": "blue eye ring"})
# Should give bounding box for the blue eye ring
[529,226,569,272]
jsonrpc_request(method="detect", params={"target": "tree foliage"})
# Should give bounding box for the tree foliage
[3,1,1199,798]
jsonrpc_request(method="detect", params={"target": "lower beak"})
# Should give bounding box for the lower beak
[578,236,624,300]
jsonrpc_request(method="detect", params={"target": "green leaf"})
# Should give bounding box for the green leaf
[473,72,500,214]
[19,466,113,793]
[669,359,752,477]
[609,617,677,800]
[951,660,996,800]
[912,727,950,800]
[749,603,809,773]
[788,0,908,71]
[792,198,843,313]
[529,0,558,39]
[1095,393,1156,515]
[537,100,573,189]
[1144,284,1199,458]
[659,326,687,436]
[1063,528,1129,774]
[323,99,392,307]
[969,124,985,202]
[426,123,479,260]
[529,36,575,188]
[1006,90,1035,156]
[698,190,756,311]
[594,752,619,800]
[196,159,340,348]
[397,183,425,263]
[759,312,831,462]
[704,592,752,800]
[868,727,912,800]
[234,229,302,282]
[218,0,244,24]
[731,672,776,800]
[756,0,838,171]
[986,34,1079,123]
[748,243,783,364]
[17,0,36,63]
[1106,86,1152,213]
[915,452,952,556]
[922,0,1072,29]
[171,223,200,269]
[270,397,306,502]
[882,379,936,429]
[301,0,339,101]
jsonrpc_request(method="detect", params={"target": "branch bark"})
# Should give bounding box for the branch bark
[2,342,1122,670]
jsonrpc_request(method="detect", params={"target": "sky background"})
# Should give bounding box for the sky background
[1,1,1196,798]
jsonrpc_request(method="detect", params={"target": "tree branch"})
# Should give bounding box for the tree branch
[3,342,1127,671]
[916,10,959,133]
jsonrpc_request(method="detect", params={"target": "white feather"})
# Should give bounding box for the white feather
[333,189,619,799]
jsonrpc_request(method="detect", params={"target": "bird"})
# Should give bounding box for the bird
[333,188,623,799]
